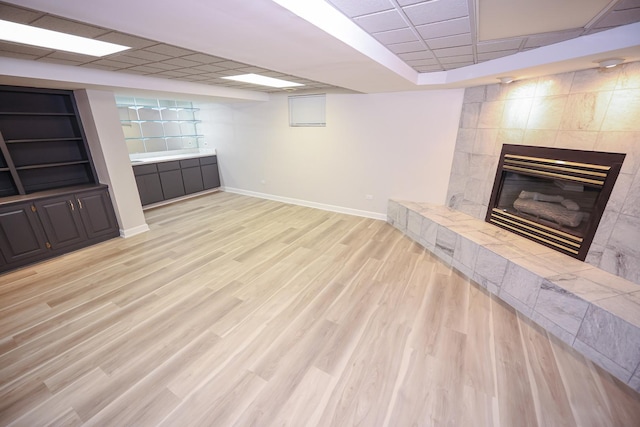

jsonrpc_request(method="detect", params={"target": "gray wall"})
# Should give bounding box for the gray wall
[446,61,640,285]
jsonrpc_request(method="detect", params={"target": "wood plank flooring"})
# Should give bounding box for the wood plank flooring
[1,191,639,426]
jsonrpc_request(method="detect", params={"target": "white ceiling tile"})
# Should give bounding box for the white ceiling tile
[388,40,426,53]
[30,15,108,38]
[133,50,173,62]
[180,53,225,64]
[162,58,202,68]
[404,58,439,66]
[144,44,195,57]
[86,58,131,69]
[353,9,408,33]
[326,0,394,17]
[156,70,192,77]
[476,39,523,53]
[79,63,118,71]
[373,28,418,44]
[437,54,474,64]
[45,51,94,62]
[124,65,163,74]
[238,66,270,73]
[403,0,469,27]
[113,55,153,66]
[214,60,248,69]
[593,8,640,27]
[145,61,182,70]
[432,45,472,57]
[614,0,640,10]
[0,41,52,56]
[0,4,44,24]
[120,69,150,76]
[96,33,156,49]
[477,50,519,61]
[426,33,472,49]
[38,57,85,66]
[396,0,427,6]
[192,64,226,73]
[398,50,434,60]
[524,29,583,48]
[416,17,470,39]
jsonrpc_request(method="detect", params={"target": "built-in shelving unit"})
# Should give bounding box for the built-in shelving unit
[0,86,97,197]
[0,85,119,274]
[116,98,205,154]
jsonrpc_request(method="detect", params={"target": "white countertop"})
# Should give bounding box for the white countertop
[130,149,216,165]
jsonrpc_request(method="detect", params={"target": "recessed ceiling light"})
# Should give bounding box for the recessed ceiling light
[0,19,130,57]
[597,58,624,68]
[222,73,304,88]
[498,76,515,84]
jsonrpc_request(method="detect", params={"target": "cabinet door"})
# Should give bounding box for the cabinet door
[182,167,204,194]
[76,190,119,240]
[34,196,86,250]
[0,203,49,263]
[201,163,220,189]
[159,170,185,199]
[135,173,164,205]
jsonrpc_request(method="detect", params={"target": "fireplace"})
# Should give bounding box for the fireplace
[486,145,625,260]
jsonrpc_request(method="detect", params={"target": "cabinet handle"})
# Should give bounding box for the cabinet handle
[45,242,52,249]
[77,199,83,209]
[31,205,37,213]
[69,201,75,211]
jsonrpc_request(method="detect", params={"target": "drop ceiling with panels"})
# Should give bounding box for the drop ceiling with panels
[0,0,639,95]
[325,0,640,72]
[0,2,339,93]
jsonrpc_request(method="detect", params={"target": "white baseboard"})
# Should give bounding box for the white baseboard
[222,187,386,220]
[120,223,150,238]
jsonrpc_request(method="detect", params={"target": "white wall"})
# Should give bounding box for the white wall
[74,89,149,237]
[199,89,464,218]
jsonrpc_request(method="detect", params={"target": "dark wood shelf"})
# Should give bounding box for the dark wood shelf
[5,137,83,144]
[16,160,89,171]
[0,168,9,172]
[0,112,75,117]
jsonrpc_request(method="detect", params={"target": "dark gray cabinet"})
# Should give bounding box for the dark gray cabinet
[200,156,220,190]
[0,203,49,263]
[0,185,119,273]
[34,195,86,250]
[133,155,219,206]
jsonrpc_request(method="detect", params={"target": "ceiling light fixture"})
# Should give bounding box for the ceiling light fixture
[222,73,304,88]
[498,76,515,84]
[0,19,129,57]
[597,58,624,68]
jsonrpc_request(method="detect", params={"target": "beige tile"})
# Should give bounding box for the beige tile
[593,293,640,328]
[477,101,505,129]
[473,129,499,155]
[505,79,538,99]
[460,102,480,128]
[523,129,558,147]
[535,72,575,96]
[554,130,598,150]
[601,89,640,131]
[560,91,612,131]
[501,98,533,129]
[616,61,640,90]
[527,95,568,130]
[571,67,620,93]
[594,131,640,175]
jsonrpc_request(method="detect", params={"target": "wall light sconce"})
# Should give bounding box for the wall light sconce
[498,76,515,84]
[597,58,624,68]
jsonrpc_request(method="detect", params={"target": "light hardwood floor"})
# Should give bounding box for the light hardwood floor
[1,191,639,426]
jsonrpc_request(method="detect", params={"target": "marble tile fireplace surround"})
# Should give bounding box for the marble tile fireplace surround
[388,63,640,392]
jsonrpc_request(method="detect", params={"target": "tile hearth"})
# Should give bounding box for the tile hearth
[388,199,640,392]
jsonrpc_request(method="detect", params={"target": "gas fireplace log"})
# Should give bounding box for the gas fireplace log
[513,198,585,227]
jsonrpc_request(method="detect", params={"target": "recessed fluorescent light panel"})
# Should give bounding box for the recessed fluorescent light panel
[0,19,130,57]
[222,73,304,88]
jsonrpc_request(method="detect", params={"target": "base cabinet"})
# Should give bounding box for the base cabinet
[0,185,119,273]
[134,155,220,206]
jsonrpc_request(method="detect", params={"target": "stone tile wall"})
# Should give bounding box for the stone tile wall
[446,61,640,285]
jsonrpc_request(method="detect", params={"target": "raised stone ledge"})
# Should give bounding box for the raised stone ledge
[388,199,640,392]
